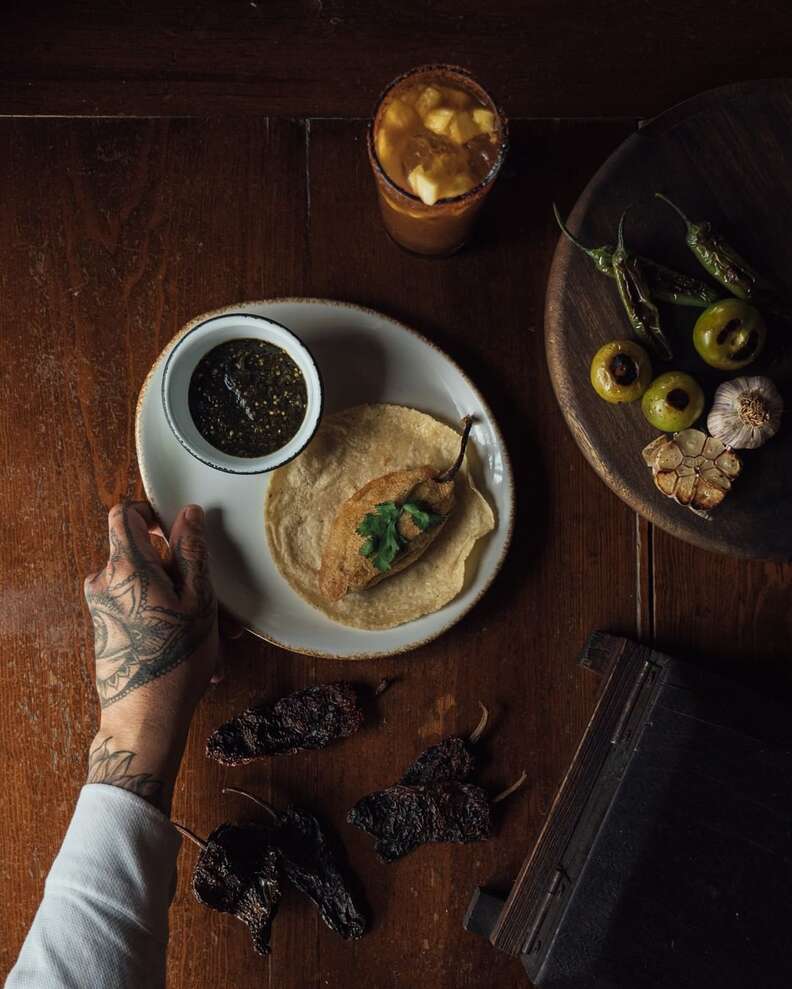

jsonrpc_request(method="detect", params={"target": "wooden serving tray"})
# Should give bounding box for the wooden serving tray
[545,79,792,560]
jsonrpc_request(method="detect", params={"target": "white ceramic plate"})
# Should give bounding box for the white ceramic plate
[136,299,514,659]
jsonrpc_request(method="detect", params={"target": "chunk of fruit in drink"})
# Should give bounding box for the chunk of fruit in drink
[472,108,496,134]
[415,85,443,116]
[383,98,420,133]
[407,165,441,205]
[424,107,455,135]
[448,111,479,145]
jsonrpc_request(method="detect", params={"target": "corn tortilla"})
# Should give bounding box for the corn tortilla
[265,404,495,630]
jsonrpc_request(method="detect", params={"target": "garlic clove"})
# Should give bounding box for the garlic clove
[701,465,732,492]
[675,473,697,505]
[654,443,684,471]
[714,449,741,478]
[702,435,726,460]
[676,428,706,457]
[642,435,669,468]
[655,471,678,497]
[692,476,727,512]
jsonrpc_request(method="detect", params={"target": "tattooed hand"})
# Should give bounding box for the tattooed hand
[84,501,218,814]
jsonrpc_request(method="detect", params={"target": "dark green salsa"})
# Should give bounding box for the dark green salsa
[188,338,308,458]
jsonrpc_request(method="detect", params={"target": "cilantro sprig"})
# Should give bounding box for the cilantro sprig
[356,500,444,573]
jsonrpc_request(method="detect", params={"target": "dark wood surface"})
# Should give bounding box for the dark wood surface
[1,10,792,989]
[546,79,792,561]
[3,1,792,118]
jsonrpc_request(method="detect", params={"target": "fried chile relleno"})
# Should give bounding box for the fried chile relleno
[206,682,364,766]
[318,416,474,602]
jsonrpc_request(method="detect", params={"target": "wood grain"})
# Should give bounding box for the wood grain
[1,1,792,118]
[0,114,637,989]
[546,79,792,561]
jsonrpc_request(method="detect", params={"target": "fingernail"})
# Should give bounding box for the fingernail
[185,504,204,524]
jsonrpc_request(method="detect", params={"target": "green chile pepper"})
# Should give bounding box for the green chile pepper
[552,204,719,308]
[611,209,673,361]
[654,193,777,302]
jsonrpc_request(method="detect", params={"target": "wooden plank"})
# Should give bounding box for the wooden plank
[1,2,792,118]
[652,530,792,688]
[0,116,309,987]
[304,117,638,988]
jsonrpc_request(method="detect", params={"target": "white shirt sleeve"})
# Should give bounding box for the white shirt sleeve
[6,783,182,989]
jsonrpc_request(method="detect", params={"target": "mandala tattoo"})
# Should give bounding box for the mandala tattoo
[87,736,164,806]
[85,505,215,708]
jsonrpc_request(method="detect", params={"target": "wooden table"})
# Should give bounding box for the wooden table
[1,5,791,987]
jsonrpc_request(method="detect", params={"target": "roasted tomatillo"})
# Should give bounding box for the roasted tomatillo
[693,299,767,370]
[590,340,652,404]
[641,372,705,432]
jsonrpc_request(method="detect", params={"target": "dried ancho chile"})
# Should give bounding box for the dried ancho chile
[176,788,368,956]
[226,787,367,939]
[175,822,282,956]
[399,702,488,786]
[349,781,493,862]
[206,682,364,766]
[348,704,526,861]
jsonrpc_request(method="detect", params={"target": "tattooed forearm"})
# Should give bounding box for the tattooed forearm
[87,736,165,809]
[85,504,215,708]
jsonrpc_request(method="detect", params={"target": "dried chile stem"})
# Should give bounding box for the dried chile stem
[468,702,490,745]
[222,786,280,821]
[375,676,396,697]
[492,770,528,804]
[174,823,207,850]
[436,416,474,483]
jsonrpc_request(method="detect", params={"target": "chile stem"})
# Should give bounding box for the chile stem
[654,192,691,227]
[436,416,474,483]
[174,823,207,850]
[222,786,280,821]
[552,203,597,258]
[468,701,490,745]
[492,770,528,804]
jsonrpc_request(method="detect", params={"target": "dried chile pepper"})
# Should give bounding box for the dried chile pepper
[176,822,282,956]
[400,703,488,786]
[553,203,720,308]
[612,209,674,360]
[348,781,493,862]
[224,788,367,940]
[654,193,789,320]
[206,682,364,766]
[348,704,526,861]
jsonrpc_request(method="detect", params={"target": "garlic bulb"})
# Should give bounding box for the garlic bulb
[707,376,783,450]
[643,429,741,516]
